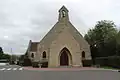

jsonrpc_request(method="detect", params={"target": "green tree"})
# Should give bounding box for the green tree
[2,54,11,60]
[116,31,120,56]
[0,47,4,59]
[85,20,118,57]
[0,47,11,60]
[0,47,3,54]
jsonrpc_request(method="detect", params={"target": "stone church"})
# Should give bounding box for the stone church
[26,6,91,68]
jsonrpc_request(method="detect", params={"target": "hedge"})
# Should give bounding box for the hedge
[94,56,120,69]
[82,59,93,67]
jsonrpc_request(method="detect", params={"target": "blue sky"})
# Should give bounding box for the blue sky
[0,0,120,54]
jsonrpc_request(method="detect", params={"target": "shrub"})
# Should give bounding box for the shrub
[94,56,120,69]
[23,58,32,66]
[82,60,93,67]
[32,62,40,68]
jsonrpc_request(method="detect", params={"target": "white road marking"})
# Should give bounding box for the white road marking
[0,67,23,71]
[13,68,17,70]
[19,68,23,70]
[7,68,12,70]
[0,68,5,71]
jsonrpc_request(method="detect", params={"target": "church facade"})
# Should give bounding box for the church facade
[26,6,91,68]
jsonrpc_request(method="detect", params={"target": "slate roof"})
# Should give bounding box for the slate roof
[29,42,39,52]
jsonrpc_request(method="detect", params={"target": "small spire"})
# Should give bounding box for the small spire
[58,5,69,22]
[59,5,69,12]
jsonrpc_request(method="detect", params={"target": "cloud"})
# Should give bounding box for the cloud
[0,0,120,54]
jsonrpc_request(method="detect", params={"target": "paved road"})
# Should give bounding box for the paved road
[0,65,120,80]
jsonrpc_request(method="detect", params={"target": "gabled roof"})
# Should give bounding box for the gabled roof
[30,42,39,52]
[67,22,89,48]
[39,21,89,48]
[59,5,69,12]
[39,22,61,46]
[39,6,89,48]
[26,40,39,53]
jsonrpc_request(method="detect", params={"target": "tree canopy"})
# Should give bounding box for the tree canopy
[0,47,11,60]
[84,20,119,57]
[0,47,3,54]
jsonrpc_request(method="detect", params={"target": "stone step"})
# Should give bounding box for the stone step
[59,66,72,68]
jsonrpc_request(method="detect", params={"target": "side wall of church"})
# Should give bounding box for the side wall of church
[35,44,50,62]
[78,38,92,60]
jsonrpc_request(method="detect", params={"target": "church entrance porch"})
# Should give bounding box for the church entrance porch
[59,47,72,66]
[60,50,68,65]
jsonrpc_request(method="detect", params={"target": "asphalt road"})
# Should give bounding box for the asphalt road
[0,65,120,80]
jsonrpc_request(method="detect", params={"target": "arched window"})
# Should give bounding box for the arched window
[31,53,34,58]
[82,51,85,58]
[62,10,66,17]
[43,51,46,58]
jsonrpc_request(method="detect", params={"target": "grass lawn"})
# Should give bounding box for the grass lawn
[101,66,120,70]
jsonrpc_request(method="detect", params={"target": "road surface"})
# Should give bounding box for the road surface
[0,65,120,80]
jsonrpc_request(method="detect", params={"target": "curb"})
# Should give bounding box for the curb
[23,67,120,72]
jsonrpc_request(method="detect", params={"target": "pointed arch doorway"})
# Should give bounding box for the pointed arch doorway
[59,47,72,66]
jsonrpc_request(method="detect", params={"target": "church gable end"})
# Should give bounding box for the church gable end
[39,6,89,49]
[25,5,92,68]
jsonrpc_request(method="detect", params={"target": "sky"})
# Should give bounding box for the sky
[0,0,120,55]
